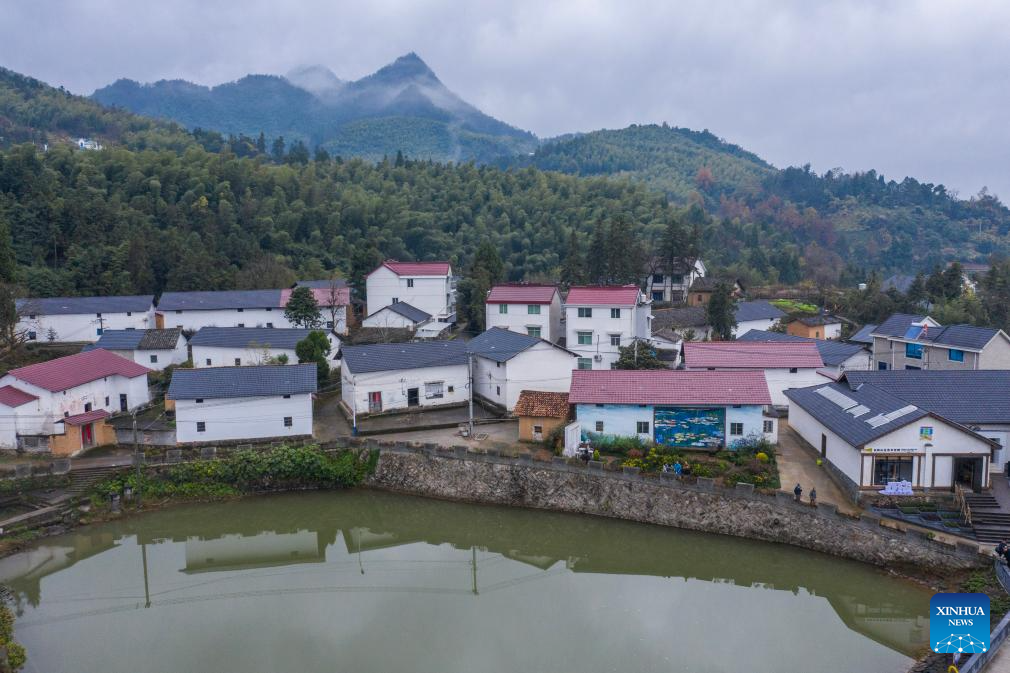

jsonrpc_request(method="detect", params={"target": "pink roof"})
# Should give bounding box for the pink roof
[279,287,350,308]
[0,385,38,408]
[8,349,151,392]
[487,285,558,304]
[570,370,771,405]
[379,260,451,276]
[63,409,110,426]
[683,341,824,369]
[565,285,641,306]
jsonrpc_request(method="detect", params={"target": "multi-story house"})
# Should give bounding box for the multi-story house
[365,261,456,324]
[644,258,706,303]
[564,285,652,370]
[870,313,1010,371]
[484,285,562,342]
[17,295,155,343]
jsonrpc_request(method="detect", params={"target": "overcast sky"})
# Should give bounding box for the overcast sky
[3,1,1009,198]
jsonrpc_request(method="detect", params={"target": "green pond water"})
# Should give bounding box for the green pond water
[1,491,931,673]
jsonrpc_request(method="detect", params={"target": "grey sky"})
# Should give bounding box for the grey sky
[3,0,1009,198]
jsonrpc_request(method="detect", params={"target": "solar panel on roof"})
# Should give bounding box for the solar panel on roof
[883,405,918,422]
[814,386,858,410]
[866,414,890,428]
[904,325,923,339]
[847,405,870,417]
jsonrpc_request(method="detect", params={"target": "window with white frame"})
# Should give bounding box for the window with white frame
[610,308,621,319]
[407,279,414,288]
[577,331,593,345]
[577,357,593,370]
[609,334,621,346]
[577,307,592,318]
[527,326,541,338]
[424,381,444,399]
[499,304,508,314]
[730,422,744,436]
[763,420,774,433]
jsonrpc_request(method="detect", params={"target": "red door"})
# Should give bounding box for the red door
[369,392,382,413]
[82,423,94,448]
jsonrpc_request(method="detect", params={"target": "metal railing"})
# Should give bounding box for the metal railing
[956,483,973,527]
[957,561,1010,672]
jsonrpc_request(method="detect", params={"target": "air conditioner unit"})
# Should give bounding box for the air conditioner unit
[593,354,603,362]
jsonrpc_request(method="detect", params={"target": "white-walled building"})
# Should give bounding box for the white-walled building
[157,287,350,334]
[682,341,826,407]
[738,330,871,379]
[733,300,787,337]
[0,349,151,455]
[168,364,317,444]
[340,340,469,428]
[362,302,431,331]
[467,327,577,412]
[484,285,563,343]
[365,261,456,322]
[190,327,339,368]
[786,381,996,494]
[564,285,652,370]
[644,258,706,303]
[83,328,188,370]
[17,295,155,343]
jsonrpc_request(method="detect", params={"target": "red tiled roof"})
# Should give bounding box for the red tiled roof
[379,260,451,276]
[683,341,824,369]
[0,385,38,408]
[514,390,570,418]
[279,287,350,308]
[565,285,641,306]
[569,370,771,405]
[8,349,151,392]
[63,409,110,426]
[487,285,558,304]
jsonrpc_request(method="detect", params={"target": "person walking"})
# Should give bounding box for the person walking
[793,483,803,502]
[996,539,1008,562]
[809,487,817,507]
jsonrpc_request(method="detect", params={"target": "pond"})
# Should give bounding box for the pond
[1,491,931,673]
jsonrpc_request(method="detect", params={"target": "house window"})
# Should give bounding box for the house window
[652,274,664,284]
[905,342,923,359]
[949,348,965,362]
[326,321,334,329]
[533,424,543,435]
[234,358,241,366]
[283,394,291,399]
[28,314,35,319]
[730,422,744,436]
[96,313,102,318]
[84,402,92,412]
[447,386,454,393]
[609,334,621,347]
[283,417,293,427]
[577,357,593,370]
[905,365,921,370]
[763,420,774,433]
[577,307,592,318]
[496,385,501,396]
[499,304,508,314]
[789,367,798,374]
[815,331,820,338]
[237,323,245,328]
[595,421,604,432]
[150,354,158,364]
[577,331,593,346]
[425,382,444,399]
[267,323,274,328]
[237,308,244,313]
[636,421,650,434]
[872,457,913,486]
[196,421,206,433]
[175,310,182,314]
[407,279,414,288]
[610,362,618,369]
[265,308,272,312]
[528,304,541,315]
[610,308,621,319]
[127,312,132,317]
[392,297,399,304]
[97,328,103,336]
[527,326,541,338]
[105,396,110,406]
[205,358,212,366]
[878,361,888,370]
[27,331,36,340]
[652,291,663,301]
[196,398,204,404]
[670,274,683,284]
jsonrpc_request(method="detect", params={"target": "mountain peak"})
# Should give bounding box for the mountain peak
[369,52,439,84]
[285,64,343,97]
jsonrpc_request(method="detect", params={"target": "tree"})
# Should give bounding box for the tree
[459,241,503,331]
[313,146,330,163]
[0,283,29,361]
[271,136,286,162]
[606,217,642,284]
[295,330,331,382]
[284,286,322,328]
[286,140,310,165]
[587,220,609,284]
[614,338,666,369]
[0,216,17,284]
[256,132,266,154]
[350,247,383,302]
[906,273,927,305]
[706,282,737,340]
[559,228,585,287]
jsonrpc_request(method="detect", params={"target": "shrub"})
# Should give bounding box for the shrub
[592,449,601,461]
[627,449,644,459]
[755,452,769,463]
[586,432,652,455]
[0,605,25,670]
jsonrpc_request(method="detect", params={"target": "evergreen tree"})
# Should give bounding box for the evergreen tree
[286,140,310,165]
[350,247,383,301]
[606,217,642,284]
[559,228,585,287]
[283,286,322,328]
[614,338,666,369]
[460,241,504,331]
[271,136,286,162]
[313,146,330,163]
[907,273,927,305]
[587,220,609,284]
[706,282,737,340]
[295,330,331,382]
[0,215,18,283]
[256,132,266,155]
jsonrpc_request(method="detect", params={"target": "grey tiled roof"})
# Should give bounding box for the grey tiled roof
[190,327,315,349]
[157,289,281,311]
[734,300,786,322]
[466,328,543,363]
[784,382,929,447]
[842,370,1010,424]
[341,340,468,374]
[848,324,878,345]
[295,279,347,289]
[16,295,154,315]
[167,364,317,400]
[872,313,927,338]
[383,302,431,323]
[84,328,183,352]
[736,330,867,367]
[652,306,709,331]
[923,324,1000,350]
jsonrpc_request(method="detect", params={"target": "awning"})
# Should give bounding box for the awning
[63,409,111,426]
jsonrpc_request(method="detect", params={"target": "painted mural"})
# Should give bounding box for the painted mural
[654,407,725,448]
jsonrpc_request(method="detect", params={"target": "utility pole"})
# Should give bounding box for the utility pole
[132,411,142,507]
[467,351,474,436]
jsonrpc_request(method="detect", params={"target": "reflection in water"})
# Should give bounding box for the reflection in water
[1,491,930,673]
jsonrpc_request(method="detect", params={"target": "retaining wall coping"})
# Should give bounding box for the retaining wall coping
[816,503,838,518]
[734,482,755,496]
[587,460,604,470]
[696,477,715,491]
[200,446,217,459]
[14,465,30,478]
[622,466,641,476]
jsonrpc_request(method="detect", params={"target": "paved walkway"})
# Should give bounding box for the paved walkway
[990,470,1010,512]
[776,422,861,515]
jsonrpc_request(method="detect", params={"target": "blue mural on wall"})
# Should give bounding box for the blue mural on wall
[654,407,725,449]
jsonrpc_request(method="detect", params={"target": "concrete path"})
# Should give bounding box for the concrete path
[990,471,1010,512]
[776,422,861,515]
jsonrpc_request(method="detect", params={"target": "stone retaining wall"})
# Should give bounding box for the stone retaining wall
[358,441,987,572]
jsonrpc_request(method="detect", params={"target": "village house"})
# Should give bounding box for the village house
[365,260,456,324]
[340,340,469,426]
[82,328,187,370]
[484,285,562,343]
[564,285,652,370]
[514,390,570,442]
[168,364,317,444]
[156,288,349,333]
[467,327,577,413]
[847,323,878,348]
[686,277,743,306]
[361,301,431,331]
[0,350,151,455]
[870,313,1010,371]
[737,330,871,379]
[17,295,155,343]
[785,380,996,496]
[190,327,339,368]
[644,258,706,303]
[682,341,825,407]
[786,314,843,340]
[732,300,787,337]
[569,369,776,449]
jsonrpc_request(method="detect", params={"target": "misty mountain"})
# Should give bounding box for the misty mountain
[92,53,537,162]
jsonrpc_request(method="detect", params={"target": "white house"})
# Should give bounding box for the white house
[644,258,706,303]
[564,285,652,370]
[786,381,996,494]
[285,283,351,335]
[485,285,563,343]
[190,327,338,368]
[365,260,456,323]
[733,300,787,337]
[0,349,151,455]
[362,302,432,331]
[168,364,317,444]
[738,330,871,379]
[340,340,469,428]
[156,287,349,334]
[17,295,155,343]
[682,341,826,408]
[467,327,578,412]
[82,328,188,370]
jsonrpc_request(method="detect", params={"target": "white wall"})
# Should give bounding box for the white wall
[160,307,286,331]
[366,266,453,319]
[174,394,313,443]
[872,421,992,488]
[485,295,562,343]
[733,318,780,338]
[105,335,189,371]
[574,403,768,446]
[193,345,298,368]
[565,302,651,370]
[20,308,154,343]
[341,362,469,419]
[473,343,575,412]
[823,323,842,340]
[362,307,421,329]
[766,367,827,407]
[788,402,863,487]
